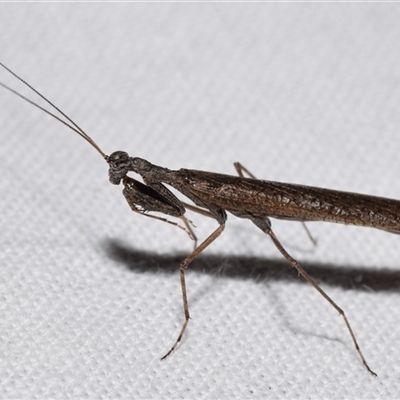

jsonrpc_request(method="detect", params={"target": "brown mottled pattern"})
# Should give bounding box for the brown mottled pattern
[181,169,400,233]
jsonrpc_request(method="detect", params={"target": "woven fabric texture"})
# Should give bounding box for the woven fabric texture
[1,4,399,399]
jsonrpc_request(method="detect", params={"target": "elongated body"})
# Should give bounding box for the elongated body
[180,169,400,232]
[1,63,385,376]
[112,154,400,232]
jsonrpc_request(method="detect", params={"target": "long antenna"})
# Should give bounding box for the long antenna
[0,63,107,160]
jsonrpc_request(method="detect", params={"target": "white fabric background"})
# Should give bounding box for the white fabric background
[0,3,399,399]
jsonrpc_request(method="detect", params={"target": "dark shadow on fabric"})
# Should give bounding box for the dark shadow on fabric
[103,238,400,292]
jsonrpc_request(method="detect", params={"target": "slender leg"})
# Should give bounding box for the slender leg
[182,201,215,219]
[234,161,257,179]
[161,223,226,360]
[234,162,317,245]
[181,202,217,250]
[251,216,377,376]
[181,216,198,250]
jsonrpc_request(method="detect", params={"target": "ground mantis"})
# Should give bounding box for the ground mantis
[2,62,395,376]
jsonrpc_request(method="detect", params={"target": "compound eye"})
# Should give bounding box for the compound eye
[108,151,129,163]
[108,151,130,184]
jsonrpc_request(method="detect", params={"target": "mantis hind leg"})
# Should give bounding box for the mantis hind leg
[250,216,376,376]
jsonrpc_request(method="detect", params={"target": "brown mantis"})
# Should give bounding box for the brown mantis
[2,62,395,377]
